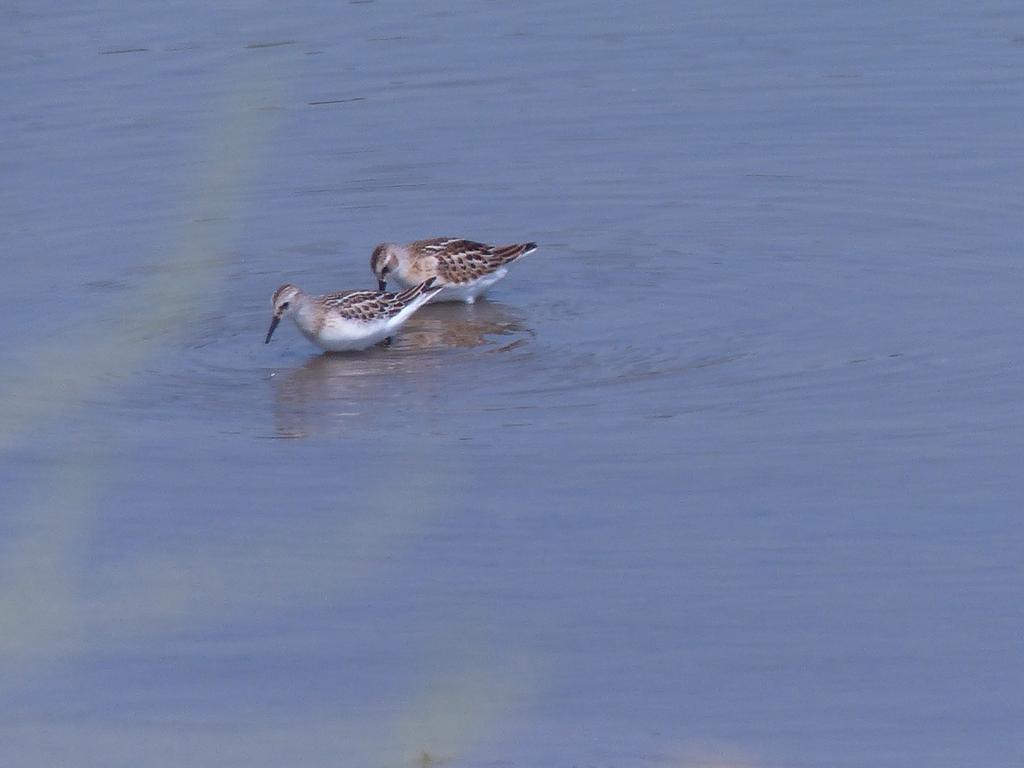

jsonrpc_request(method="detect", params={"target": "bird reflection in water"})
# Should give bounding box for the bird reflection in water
[273,301,531,438]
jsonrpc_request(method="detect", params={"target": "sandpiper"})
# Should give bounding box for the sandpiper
[265,278,441,352]
[370,238,538,303]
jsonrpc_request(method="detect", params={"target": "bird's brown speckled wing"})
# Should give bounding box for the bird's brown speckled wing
[318,280,439,322]
[417,239,537,285]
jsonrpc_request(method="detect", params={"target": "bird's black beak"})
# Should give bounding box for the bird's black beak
[265,314,281,344]
[377,278,387,291]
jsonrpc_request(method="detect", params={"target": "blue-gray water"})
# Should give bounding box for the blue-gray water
[2,2,1022,766]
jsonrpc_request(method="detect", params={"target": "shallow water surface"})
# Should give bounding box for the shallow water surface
[2,2,1023,767]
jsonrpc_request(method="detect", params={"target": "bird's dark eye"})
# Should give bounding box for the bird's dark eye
[381,266,390,276]
[280,301,290,310]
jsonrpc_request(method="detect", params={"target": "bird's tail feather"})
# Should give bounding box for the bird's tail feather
[395,276,440,303]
